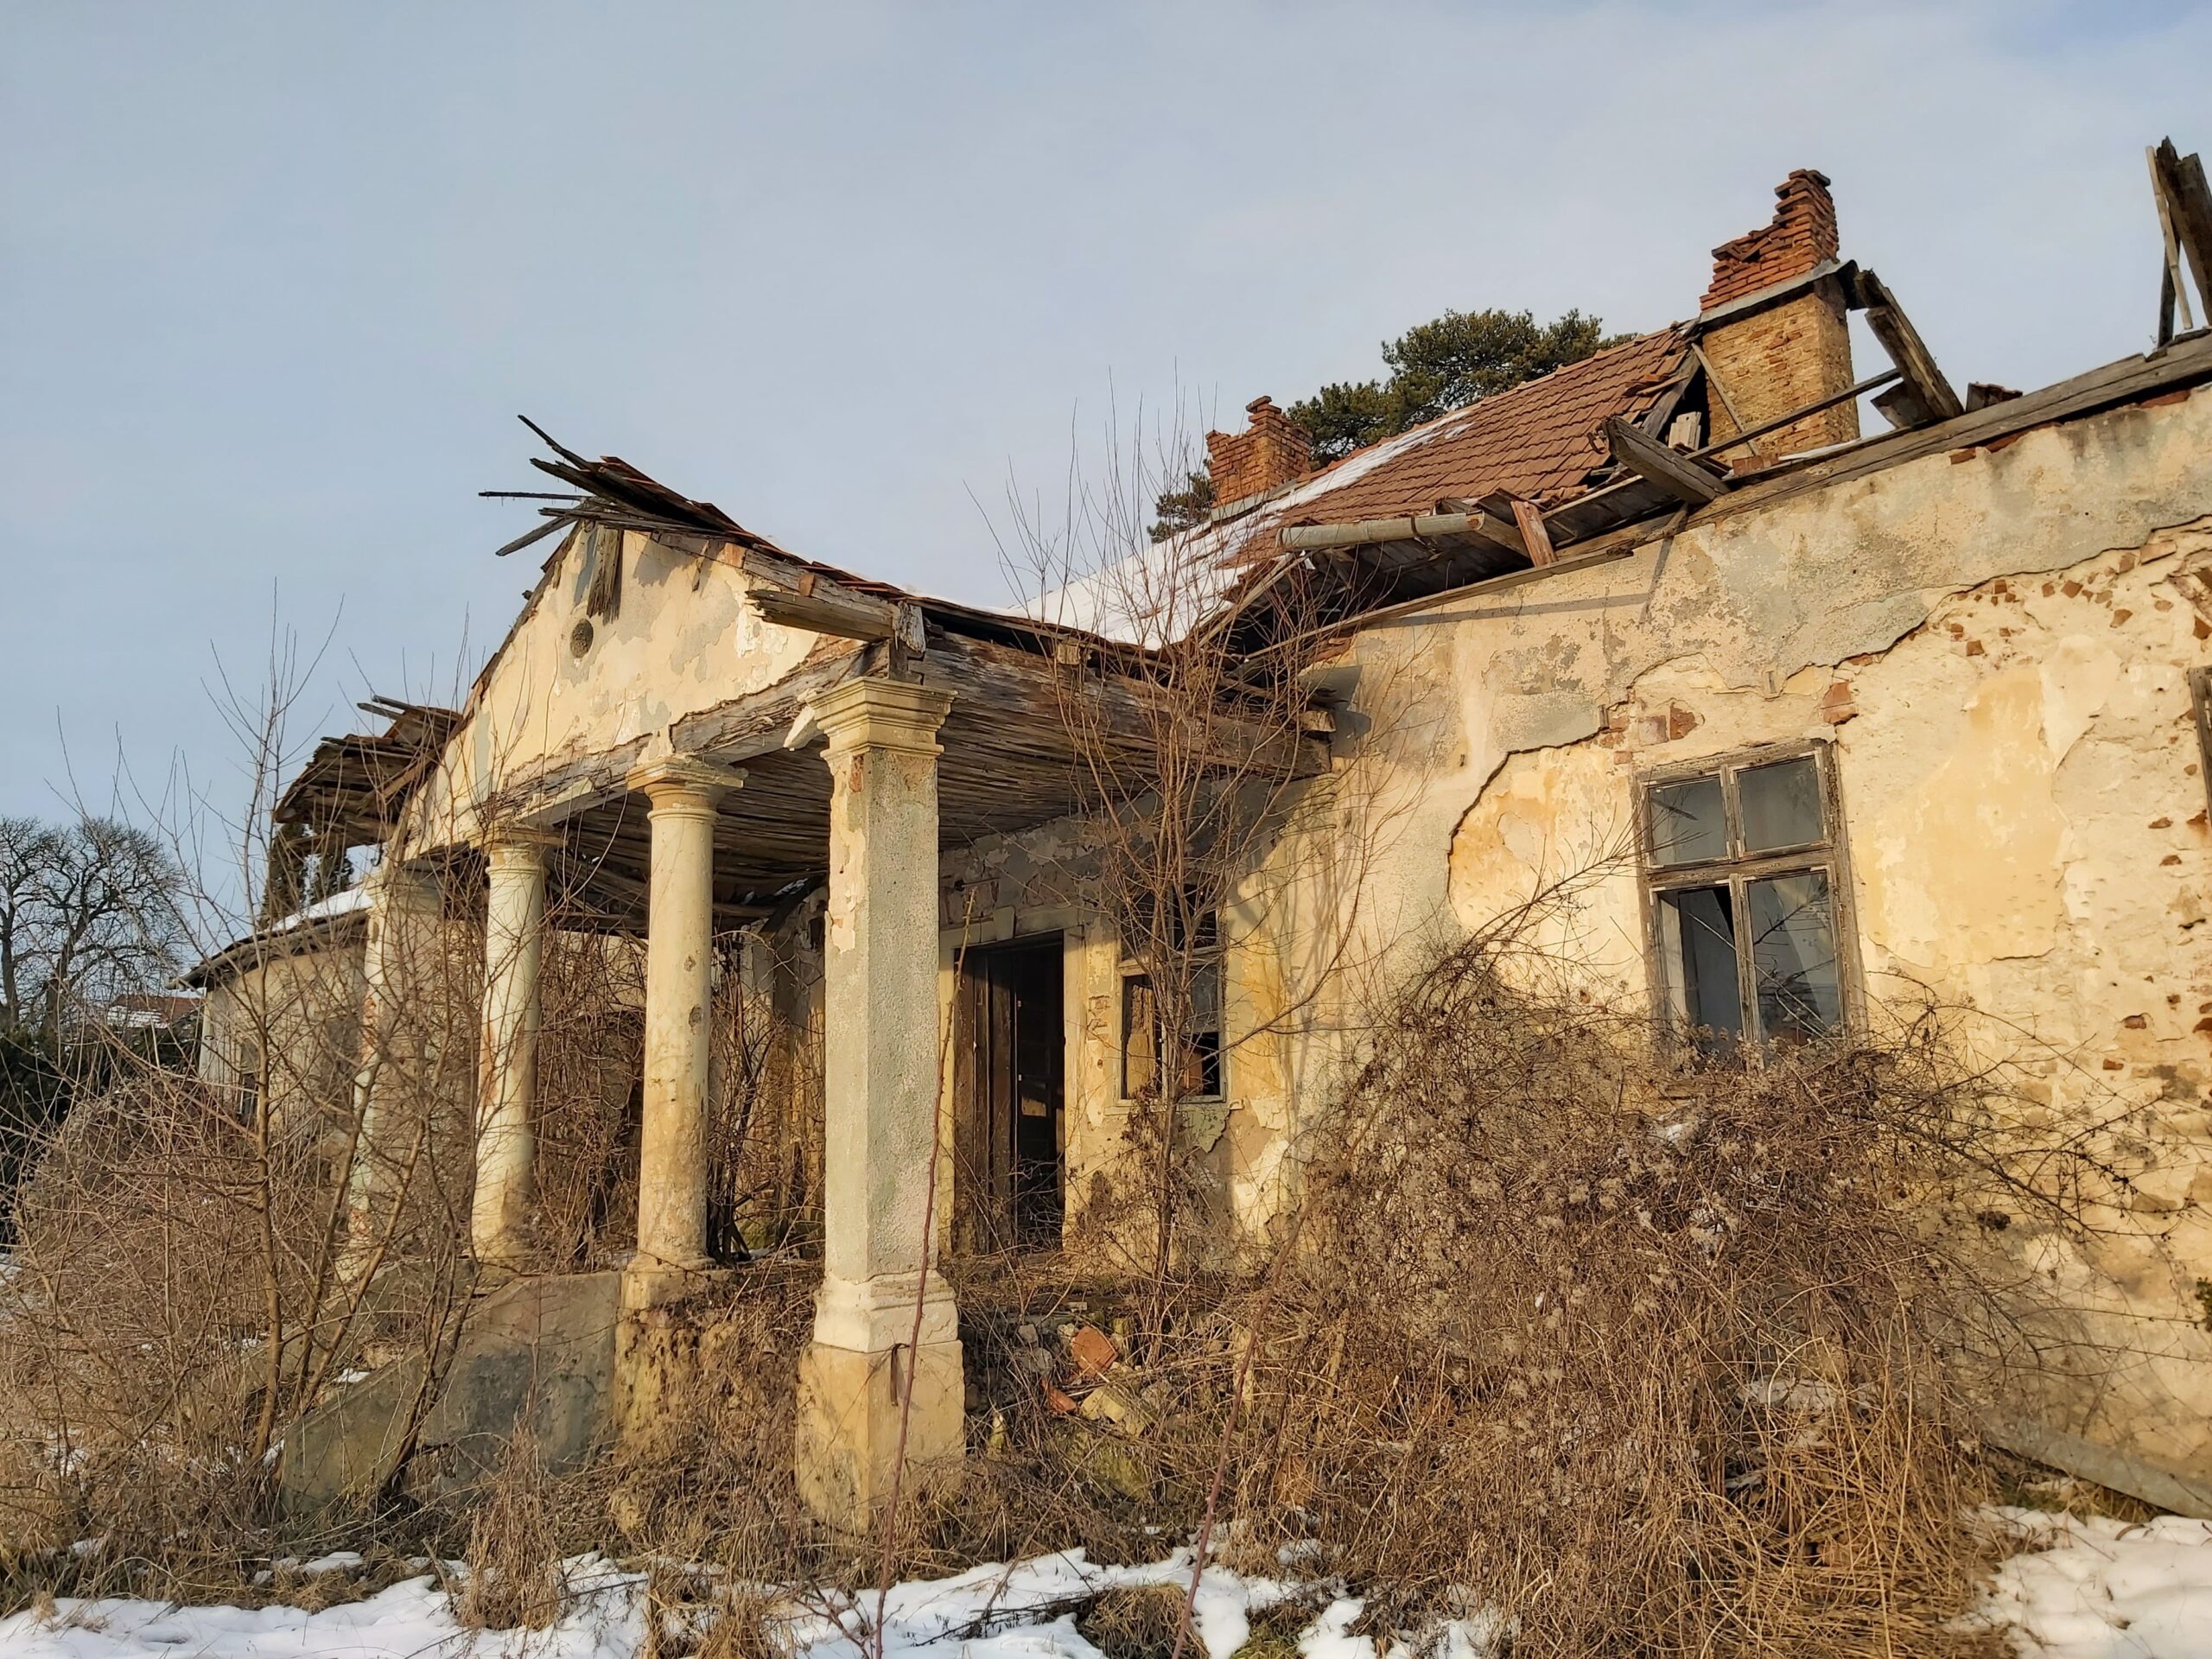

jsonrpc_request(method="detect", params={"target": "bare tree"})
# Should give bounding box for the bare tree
[0,816,61,1034]
[998,412,1410,1313]
[28,817,190,1045]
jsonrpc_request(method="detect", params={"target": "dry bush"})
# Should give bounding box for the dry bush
[0,1071,328,1568]
[1077,1584,1195,1659]
[599,1262,817,1567]
[532,926,645,1271]
[705,928,823,1259]
[0,896,481,1607]
[1205,931,2094,1656]
[458,1430,567,1630]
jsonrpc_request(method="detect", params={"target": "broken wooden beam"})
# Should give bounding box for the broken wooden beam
[1853,270,1965,427]
[1494,493,1556,567]
[1605,417,1727,505]
[1687,369,1902,463]
[2152,137,2212,328]
[745,564,927,653]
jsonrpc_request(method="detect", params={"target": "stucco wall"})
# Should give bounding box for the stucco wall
[197,931,368,1150]
[404,530,824,849]
[1319,383,2212,1477]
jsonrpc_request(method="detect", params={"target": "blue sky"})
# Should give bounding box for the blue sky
[3,0,2208,841]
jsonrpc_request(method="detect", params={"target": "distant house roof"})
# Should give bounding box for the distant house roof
[102,992,202,1030]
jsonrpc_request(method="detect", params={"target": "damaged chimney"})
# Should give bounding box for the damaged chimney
[1206,396,1312,509]
[1697,169,1859,458]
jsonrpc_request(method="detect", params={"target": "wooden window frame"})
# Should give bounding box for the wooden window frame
[1118,910,1226,1107]
[1637,737,1861,1052]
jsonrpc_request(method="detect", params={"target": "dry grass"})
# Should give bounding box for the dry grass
[0,907,2126,1656]
[1198,933,2095,1656]
[457,1431,567,1630]
[1076,1585,1195,1659]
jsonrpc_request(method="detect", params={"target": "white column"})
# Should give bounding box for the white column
[797,677,963,1528]
[471,829,556,1269]
[344,855,446,1272]
[624,755,741,1274]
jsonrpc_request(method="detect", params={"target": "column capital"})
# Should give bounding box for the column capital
[368,855,444,910]
[809,678,954,757]
[625,753,746,806]
[480,825,563,868]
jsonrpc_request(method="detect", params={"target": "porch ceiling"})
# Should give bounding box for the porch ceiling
[531,630,1321,935]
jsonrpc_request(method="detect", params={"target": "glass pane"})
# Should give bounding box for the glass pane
[1179,961,1224,1099]
[1739,757,1823,852]
[1748,872,1842,1043]
[1659,885,1742,1052]
[1181,1028,1223,1101]
[1187,959,1223,1034]
[1650,775,1726,867]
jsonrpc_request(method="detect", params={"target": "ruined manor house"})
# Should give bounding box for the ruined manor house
[191,162,2212,1526]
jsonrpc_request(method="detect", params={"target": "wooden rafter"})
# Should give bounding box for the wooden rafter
[1853,270,1964,427]
[1605,417,1727,506]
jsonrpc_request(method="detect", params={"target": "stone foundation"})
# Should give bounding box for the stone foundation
[795,1335,965,1529]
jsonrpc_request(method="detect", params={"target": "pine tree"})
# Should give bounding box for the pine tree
[1150,306,1625,536]
[1291,307,1622,464]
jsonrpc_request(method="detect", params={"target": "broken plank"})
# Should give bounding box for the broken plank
[1433,498,1530,558]
[2153,137,2212,320]
[1605,417,1727,505]
[747,575,905,642]
[1505,494,1556,567]
[1855,270,1964,425]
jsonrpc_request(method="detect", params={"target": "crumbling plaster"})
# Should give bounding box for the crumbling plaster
[404,531,822,849]
[1324,384,2212,1475]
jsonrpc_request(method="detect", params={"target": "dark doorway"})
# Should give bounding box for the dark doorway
[955,934,1065,1254]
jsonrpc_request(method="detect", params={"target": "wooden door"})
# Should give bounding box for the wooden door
[954,935,1064,1253]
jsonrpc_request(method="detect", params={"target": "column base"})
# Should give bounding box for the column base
[614,1256,731,1449]
[795,1335,965,1531]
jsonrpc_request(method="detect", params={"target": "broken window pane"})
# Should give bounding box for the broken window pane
[1181,957,1224,1100]
[1748,872,1841,1042]
[1659,884,1742,1052]
[1121,974,1157,1101]
[1739,756,1823,853]
[1650,775,1726,867]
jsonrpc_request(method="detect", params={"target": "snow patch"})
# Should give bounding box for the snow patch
[1975,1507,2212,1657]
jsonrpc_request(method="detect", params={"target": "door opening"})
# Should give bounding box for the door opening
[956,934,1065,1253]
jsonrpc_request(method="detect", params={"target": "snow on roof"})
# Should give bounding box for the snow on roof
[182,883,373,988]
[1020,327,1690,647]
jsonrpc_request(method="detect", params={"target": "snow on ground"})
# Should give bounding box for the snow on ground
[0,1556,645,1659]
[3,1518,2210,1659]
[1979,1508,2212,1657]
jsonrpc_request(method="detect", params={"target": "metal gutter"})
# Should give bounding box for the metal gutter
[1281,510,1512,553]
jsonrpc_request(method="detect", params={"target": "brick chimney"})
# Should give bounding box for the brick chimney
[1697,169,1858,457]
[1206,396,1312,508]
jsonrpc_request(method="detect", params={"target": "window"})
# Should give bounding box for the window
[1120,905,1224,1103]
[1643,744,1849,1056]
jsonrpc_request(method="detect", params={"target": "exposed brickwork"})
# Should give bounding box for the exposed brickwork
[1700,170,1857,458]
[1701,168,1839,311]
[1702,290,1859,456]
[1206,396,1312,506]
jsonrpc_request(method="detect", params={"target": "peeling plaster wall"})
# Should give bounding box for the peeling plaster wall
[197,933,368,1148]
[405,531,822,849]
[1319,384,2212,1478]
